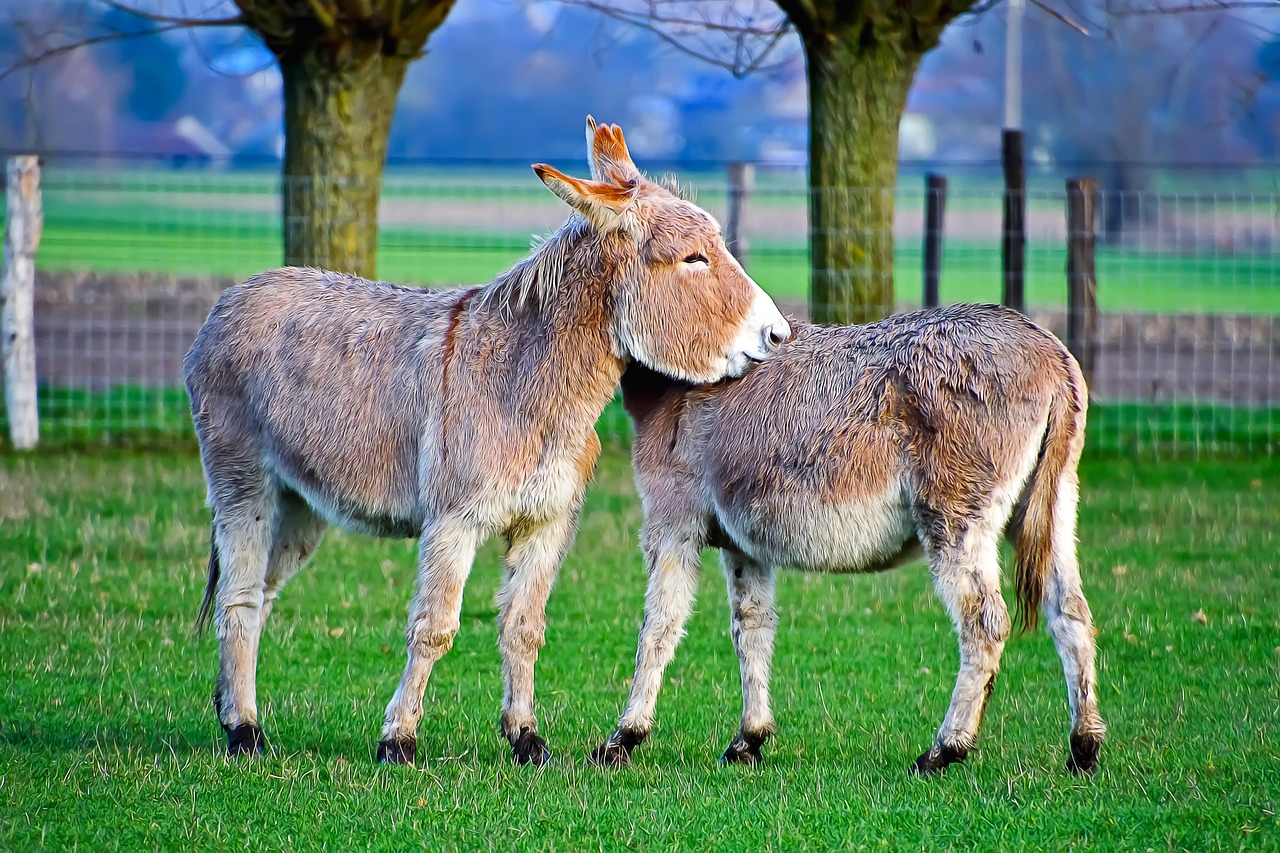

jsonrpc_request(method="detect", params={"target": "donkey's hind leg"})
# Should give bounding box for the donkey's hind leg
[207,462,280,756]
[261,491,327,627]
[914,522,1011,775]
[1040,474,1105,774]
[720,551,778,766]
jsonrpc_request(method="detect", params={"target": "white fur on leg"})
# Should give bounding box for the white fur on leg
[723,552,778,738]
[380,516,480,745]
[930,526,1010,752]
[212,495,277,731]
[1042,474,1106,741]
[616,538,701,734]
[496,512,577,738]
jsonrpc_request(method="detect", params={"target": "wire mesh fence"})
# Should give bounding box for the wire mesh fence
[1,161,1276,455]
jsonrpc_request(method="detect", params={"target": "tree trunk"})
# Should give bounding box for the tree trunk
[806,34,922,325]
[280,49,409,278]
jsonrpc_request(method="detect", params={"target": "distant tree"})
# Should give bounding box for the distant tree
[6,0,459,277]
[570,0,1275,322]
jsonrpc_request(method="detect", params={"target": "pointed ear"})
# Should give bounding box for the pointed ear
[585,115,602,180]
[591,121,642,186]
[533,163,638,231]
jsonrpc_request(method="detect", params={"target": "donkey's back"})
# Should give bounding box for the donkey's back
[184,267,465,536]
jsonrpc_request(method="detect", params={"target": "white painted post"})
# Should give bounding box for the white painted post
[2,156,42,449]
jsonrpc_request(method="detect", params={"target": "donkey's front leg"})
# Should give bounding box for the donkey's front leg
[378,515,480,765]
[591,535,701,767]
[914,531,1010,775]
[720,551,778,766]
[495,512,579,766]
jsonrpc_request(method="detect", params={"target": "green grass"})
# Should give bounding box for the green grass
[26,179,1280,314]
[1,447,1278,850]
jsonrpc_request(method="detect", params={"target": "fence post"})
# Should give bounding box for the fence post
[1001,129,1026,313]
[2,156,42,450]
[923,172,947,309]
[1066,177,1098,384]
[725,161,754,267]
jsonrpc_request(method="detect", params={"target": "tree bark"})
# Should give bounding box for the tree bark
[280,49,410,278]
[806,34,921,325]
[2,156,42,450]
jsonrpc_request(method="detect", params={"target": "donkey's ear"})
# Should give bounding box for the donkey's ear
[591,121,642,186]
[533,163,638,231]
[585,115,602,181]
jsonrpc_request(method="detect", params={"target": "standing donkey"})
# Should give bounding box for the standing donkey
[590,310,1106,775]
[183,118,790,766]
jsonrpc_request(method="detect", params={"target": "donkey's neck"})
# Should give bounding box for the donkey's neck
[619,362,693,435]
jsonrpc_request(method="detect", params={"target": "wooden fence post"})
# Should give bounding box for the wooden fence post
[2,156,42,450]
[923,172,947,308]
[725,162,754,267]
[1066,177,1099,384]
[1001,129,1026,313]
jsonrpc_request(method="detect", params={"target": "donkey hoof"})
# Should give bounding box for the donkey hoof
[910,743,967,776]
[512,730,551,766]
[590,740,634,768]
[719,735,764,766]
[377,737,417,765]
[1066,733,1101,776]
[225,724,265,757]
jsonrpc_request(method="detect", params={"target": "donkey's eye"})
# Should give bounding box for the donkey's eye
[683,253,709,265]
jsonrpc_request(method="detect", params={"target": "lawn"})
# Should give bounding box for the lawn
[1,445,1277,850]
[25,174,1280,315]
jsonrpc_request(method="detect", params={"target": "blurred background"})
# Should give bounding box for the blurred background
[1,0,1277,453]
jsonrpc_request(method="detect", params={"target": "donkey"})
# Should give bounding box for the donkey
[182,118,790,766]
[589,305,1106,776]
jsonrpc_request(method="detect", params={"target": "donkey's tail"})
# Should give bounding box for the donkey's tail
[1013,352,1087,634]
[195,527,220,637]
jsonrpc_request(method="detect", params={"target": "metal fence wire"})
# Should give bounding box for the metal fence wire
[2,162,1277,455]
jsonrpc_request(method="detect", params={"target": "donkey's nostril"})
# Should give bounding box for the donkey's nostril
[765,324,788,350]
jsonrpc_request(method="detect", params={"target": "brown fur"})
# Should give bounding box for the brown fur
[597,304,1105,774]
[183,118,789,764]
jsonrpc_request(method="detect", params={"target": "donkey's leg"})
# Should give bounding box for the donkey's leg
[720,551,778,766]
[914,526,1010,775]
[591,535,701,767]
[261,491,327,627]
[495,512,578,766]
[377,514,480,765]
[1041,476,1106,775]
[209,472,280,756]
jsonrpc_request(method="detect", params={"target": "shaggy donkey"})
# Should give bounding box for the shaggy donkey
[183,118,790,765]
[590,306,1106,776]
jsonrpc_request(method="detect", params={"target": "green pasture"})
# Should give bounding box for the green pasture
[1,446,1277,850]
[25,175,1280,315]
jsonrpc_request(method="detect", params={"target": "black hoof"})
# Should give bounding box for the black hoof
[589,729,646,767]
[1067,732,1102,775]
[377,737,417,765]
[511,729,551,766]
[910,743,967,776]
[720,732,766,766]
[225,723,265,757]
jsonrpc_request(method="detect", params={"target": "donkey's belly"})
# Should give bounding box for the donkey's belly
[713,486,918,573]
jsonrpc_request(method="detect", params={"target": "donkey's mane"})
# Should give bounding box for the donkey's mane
[475,215,590,312]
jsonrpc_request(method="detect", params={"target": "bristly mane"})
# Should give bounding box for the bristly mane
[475,215,590,312]
[653,172,694,202]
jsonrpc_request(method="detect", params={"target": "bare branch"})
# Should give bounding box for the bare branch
[1028,0,1091,33]
[91,0,243,27]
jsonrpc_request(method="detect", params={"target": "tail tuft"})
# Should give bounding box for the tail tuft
[195,527,220,636]
[1013,353,1085,634]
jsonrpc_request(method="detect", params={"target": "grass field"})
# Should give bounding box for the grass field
[2,446,1278,850]
[26,173,1280,315]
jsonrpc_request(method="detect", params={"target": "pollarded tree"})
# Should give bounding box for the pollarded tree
[6,0,458,277]
[569,0,978,324]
